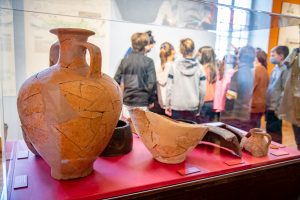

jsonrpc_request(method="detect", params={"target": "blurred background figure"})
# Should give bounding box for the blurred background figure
[165,38,206,122]
[266,45,289,144]
[124,30,156,58]
[198,46,217,123]
[144,30,156,54]
[213,54,237,121]
[279,47,300,149]
[250,48,269,128]
[221,46,256,131]
[114,32,157,120]
[151,42,175,115]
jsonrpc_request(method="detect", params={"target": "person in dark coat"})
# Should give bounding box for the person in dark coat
[114,32,157,119]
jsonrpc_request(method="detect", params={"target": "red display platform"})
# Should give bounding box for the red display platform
[8,135,300,200]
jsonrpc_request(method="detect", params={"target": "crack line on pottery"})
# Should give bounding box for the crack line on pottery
[55,126,85,154]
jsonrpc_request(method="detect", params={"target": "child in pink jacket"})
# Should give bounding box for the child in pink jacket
[213,55,237,114]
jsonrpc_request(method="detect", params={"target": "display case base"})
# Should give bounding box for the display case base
[7,134,300,200]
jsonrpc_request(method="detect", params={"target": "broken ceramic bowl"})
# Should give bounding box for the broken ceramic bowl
[129,109,208,164]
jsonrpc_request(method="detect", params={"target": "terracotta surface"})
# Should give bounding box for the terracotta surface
[240,128,272,157]
[129,109,208,164]
[21,126,40,156]
[17,28,122,180]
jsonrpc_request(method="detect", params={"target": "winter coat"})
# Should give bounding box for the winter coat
[114,51,157,107]
[279,48,300,126]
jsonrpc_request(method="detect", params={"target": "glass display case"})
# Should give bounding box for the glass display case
[1,0,300,199]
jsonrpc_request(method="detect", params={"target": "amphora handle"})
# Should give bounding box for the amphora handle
[79,42,102,77]
[49,41,60,66]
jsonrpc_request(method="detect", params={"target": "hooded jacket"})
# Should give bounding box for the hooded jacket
[166,58,206,111]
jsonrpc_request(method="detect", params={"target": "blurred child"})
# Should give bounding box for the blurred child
[266,45,289,143]
[153,42,175,115]
[213,54,237,120]
[114,32,157,119]
[165,38,206,122]
[198,46,217,122]
[124,30,156,58]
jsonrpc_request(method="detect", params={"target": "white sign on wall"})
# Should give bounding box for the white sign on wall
[278,2,300,50]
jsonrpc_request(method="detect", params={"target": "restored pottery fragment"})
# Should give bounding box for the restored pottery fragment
[129,109,208,164]
[17,28,122,180]
[202,125,242,157]
[202,122,246,143]
[224,124,246,142]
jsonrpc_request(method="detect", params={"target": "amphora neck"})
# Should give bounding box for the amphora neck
[249,128,265,137]
[50,28,95,68]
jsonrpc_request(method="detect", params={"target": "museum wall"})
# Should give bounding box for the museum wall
[278,2,300,49]
[108,21,216,76]
[108,0,217,76]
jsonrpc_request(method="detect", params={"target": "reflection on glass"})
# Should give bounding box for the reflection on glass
[0,0,300,198]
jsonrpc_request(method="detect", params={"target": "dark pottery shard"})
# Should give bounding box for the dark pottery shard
[203,122,247,142]
[224,125,248,142]
[202,125,242,157]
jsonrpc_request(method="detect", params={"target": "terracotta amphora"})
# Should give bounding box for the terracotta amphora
[240,128,272,157]
[129,109,208,164]
[17,28,122,180]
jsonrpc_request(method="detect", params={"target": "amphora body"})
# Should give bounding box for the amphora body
[17,28,122,179]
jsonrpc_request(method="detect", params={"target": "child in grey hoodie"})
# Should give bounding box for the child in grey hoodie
[266,45,289,143]
[165,38,206,122]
